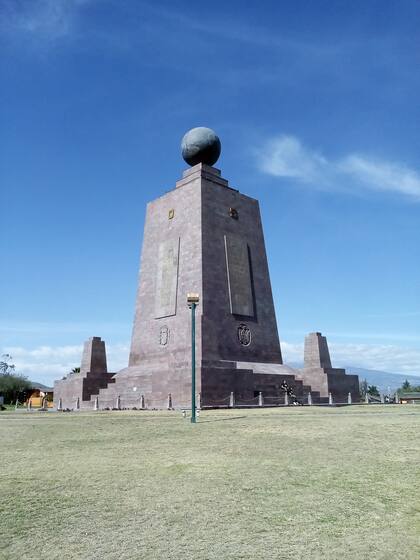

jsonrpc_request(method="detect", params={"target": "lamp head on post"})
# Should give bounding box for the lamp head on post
[187,293,200,308]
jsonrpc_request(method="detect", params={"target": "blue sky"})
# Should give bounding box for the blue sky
[1,0,419,384]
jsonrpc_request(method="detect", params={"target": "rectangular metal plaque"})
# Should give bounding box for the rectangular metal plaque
[155,237,180,318]
[224,235,254,317]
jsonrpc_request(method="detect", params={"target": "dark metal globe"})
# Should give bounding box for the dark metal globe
[181,127,221,167]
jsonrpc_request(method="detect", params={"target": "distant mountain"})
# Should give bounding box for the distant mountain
[288,363,420,394]
[30,381,53,391]
[344,367,420,393]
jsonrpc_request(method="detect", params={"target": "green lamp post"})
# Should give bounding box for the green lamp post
[187,293,199,424]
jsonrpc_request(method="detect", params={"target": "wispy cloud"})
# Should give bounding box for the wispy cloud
[140,3,335,58]
[0,0,370,78]
[3,339,419,387]
[258,135,420,200]
[364,311,420,319]
[259,136,329,183]
[2,343,129,386]
[0,0,92,42]
[339,155,420,198]
[282,340,420,375]
[0,0,304,50]
[0,320,128,335]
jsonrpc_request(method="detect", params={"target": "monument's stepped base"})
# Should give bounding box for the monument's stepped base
[84,360,322,410]
[60,334,360,411]
[55,371,116,410]
[201,361,319,407]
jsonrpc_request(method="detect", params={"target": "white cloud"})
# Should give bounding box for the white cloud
[258,135,420,200]
[330,342,420,374]
[259,136,329,183]
[281,341,304,363]
[3,339,419,387]
[1,343,129,387]
[338,155,420,198]
[282,340,420,375]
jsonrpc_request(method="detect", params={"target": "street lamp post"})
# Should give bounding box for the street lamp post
[187,293,199,424]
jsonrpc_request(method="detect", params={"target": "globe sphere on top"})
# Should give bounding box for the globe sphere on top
[181,127,221,167]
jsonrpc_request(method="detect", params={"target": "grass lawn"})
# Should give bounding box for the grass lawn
[0,406,419,559]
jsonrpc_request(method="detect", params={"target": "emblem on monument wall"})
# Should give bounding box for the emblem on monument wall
[237,324,251,346]
[159,326,169,346]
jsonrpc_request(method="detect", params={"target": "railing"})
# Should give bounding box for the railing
[52,391,400,412]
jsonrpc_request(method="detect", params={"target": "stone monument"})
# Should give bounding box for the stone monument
[54,128,359,409]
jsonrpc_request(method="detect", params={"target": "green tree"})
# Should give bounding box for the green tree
[367,385,380,397]
[402,379,411,391]
[0,354,32,404]
[397,379,420,394]
[71,367,81,374]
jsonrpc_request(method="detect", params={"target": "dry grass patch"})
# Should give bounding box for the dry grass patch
[0,406,419,559]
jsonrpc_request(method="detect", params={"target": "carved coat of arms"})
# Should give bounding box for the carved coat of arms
[237,324,251,346]
[159,326,169,346]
